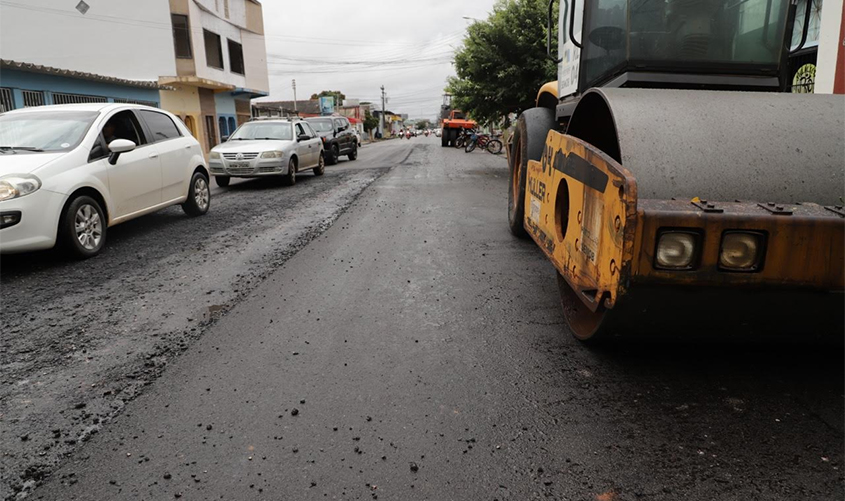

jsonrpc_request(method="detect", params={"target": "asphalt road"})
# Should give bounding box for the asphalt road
[3,137,843,500]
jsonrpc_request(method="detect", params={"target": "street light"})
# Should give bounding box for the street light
[462,15,481,21]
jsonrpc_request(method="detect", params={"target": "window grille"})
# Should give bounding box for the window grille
[52,92,107,105]
[0,87,13,112]
[22,90,45,107]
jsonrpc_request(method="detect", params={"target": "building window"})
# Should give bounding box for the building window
[171,14,192,59]
[204,29,224,70]
[22,90,45,107]
[0,87,13,111]
[184,115,196,138]
[224,0,229,18]
[218,116,227,141]
[228,39,245,75]
[227,117,236,136]
[53,92,108,104]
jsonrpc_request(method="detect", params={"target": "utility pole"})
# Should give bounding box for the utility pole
[380,85,386,137]
[292,79,297,113]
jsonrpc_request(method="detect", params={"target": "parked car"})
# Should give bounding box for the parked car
[208,118,324,187]
[305,116,357,165]
[0,103,210,258]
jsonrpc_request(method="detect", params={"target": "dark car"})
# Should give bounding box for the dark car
[305,117,358,165]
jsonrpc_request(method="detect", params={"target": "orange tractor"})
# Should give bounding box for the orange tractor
[439,94,476,147]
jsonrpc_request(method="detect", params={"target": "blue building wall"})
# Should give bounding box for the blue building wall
[214,92,237,140]
[0,69,160,109]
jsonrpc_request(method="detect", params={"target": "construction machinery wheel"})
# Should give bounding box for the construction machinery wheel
[508,107,555,238]
[441,131,448,147]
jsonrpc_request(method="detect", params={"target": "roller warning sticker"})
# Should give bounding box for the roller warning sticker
[580,191,603,264]
[529,196,541,224]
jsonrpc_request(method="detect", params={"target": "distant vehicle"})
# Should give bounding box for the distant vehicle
[209,118,324,187]
[0,103,210,258]
[440,109,476,147]
[351,128,362,147]
[305,116,357,165]
[434,128,442,137]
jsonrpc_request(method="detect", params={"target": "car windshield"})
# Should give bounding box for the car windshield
[307,120,334,132]
[0,110,98,152]
[229,122,293,141]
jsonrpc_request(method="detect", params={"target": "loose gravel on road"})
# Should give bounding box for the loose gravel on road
[0,151,402,499]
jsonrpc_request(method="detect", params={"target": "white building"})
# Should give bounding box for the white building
[0,0,175,110]
[159,0,270,155]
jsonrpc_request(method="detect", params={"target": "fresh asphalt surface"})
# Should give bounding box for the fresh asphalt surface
[3,137,842,500]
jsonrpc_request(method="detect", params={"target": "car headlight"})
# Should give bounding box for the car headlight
[260,151,284,159]
[0,174,42,202]
[719,231,765,271]
[655,230,699,270]
[209,151,221,159]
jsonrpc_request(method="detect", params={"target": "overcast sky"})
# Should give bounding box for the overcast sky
[254,0,498,120]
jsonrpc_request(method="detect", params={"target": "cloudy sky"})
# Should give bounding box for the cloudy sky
[255,0,498,120]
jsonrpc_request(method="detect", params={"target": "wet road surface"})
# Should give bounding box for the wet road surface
[3,137,843,500]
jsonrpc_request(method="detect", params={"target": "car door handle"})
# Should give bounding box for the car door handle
[149,153,159,159]
[184,145,192,149]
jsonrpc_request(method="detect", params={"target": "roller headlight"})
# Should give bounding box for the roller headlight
[0,174,42,202]
[719,231,765,271]
[260,150,284,159]
[209,151,221,159]
[655,230,699,270]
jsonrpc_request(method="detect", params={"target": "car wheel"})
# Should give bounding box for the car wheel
[283,157,297,186]
[327,145,339,165]
[182,171,211,216]
[348,144,358,161]
[60,195,106,259]
[314,154,325,176]
[215,175,230,187]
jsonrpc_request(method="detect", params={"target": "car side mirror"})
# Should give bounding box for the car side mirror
[222,135,230,142]
[107,139,136,165]
[297,133,310,142]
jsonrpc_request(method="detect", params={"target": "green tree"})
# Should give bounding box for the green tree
[414,119,432,130]
[310,90,347,104]
[446,0,556,125]
[363,110,379,133]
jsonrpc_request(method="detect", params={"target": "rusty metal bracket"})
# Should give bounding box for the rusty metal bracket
[758,202,793,215]
[824,205,845,217]
[691,200,723,213]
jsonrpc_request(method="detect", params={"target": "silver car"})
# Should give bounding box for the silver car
[208,118,324,187]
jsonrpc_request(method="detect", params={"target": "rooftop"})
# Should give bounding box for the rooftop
[1,60,170,90]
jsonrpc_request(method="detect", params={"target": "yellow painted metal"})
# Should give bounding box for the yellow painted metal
[535,81,559,108]
[524,130,637,312]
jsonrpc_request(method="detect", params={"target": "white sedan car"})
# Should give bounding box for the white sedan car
[0,103,210,258]
[209,118,324,187]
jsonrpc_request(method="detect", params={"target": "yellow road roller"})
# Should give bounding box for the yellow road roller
[508,0,844,341]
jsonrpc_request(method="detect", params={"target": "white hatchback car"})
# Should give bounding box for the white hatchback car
[0,103,210,258]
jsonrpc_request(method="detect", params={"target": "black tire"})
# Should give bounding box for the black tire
[486,139,503,154]
[455,135,465,149]
[283,157,297,186]
[441,133,448,147]
[465,140,476,153]
[60,195,107,259]
[508,107,556,238]
[313,153,325,176]
[348,144,358,161]
[327,145,339,165]
[182,171,211,216]
[215,175,230,187]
